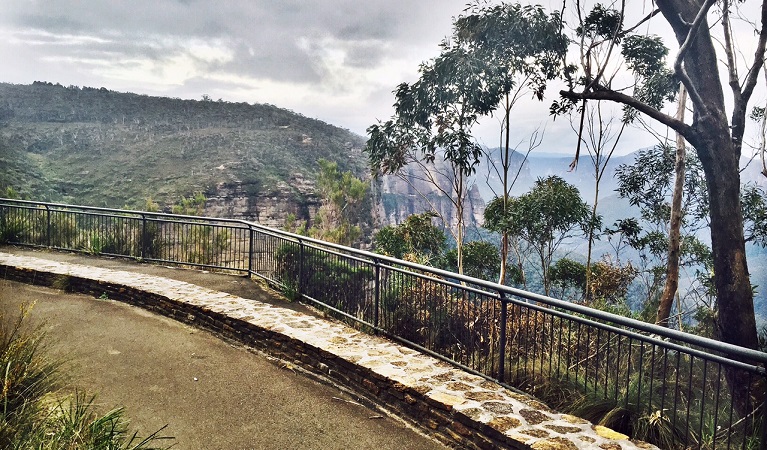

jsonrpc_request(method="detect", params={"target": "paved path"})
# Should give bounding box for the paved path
[0,248,446,450]
[0,247,657,450]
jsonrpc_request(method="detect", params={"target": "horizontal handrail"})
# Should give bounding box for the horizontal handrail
[3,197,763,367]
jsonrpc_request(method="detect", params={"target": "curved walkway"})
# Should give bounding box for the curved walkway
[0,248,656,450]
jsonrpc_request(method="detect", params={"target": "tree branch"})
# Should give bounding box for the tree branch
[621,8,662,36]
[740,0,767,107]
[560,87,694,139]
[673,0,718,116]
[722,0,742,106]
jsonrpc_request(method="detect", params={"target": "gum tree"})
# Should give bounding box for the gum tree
[367,2,566,277]
[494,176,591,296]
[555,0,767,415]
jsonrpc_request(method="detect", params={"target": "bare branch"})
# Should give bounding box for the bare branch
[621,8,662,36]
[585,0,626,92]
[571,98,587,171]
[560,86,693,139]
[722,0,741,105]
[740,0,767,106]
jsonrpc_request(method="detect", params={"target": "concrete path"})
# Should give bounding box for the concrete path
[0,247,657,450]
[0,251,447,450]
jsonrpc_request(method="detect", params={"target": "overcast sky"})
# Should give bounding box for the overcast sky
[1,1,763,157]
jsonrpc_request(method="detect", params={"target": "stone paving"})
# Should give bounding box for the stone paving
[0,251,657,450]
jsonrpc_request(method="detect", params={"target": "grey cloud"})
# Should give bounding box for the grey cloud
[1,0,465,115]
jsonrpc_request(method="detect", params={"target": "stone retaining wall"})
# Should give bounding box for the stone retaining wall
[0,252,657,450]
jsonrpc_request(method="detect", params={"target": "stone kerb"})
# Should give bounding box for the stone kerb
[0,252,657,450]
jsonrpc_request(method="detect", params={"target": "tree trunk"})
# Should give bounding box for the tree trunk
[498,94,513,286]
[699,130,760,414]
[655,0,762,419]
[656,85,687,327]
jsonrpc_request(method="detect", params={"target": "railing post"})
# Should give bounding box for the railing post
[374,258,380,330]
[140,214,147,259]
[297,238,304,300]
[498,292,508,383]
[248,226,254,278]
[45,204,51,247]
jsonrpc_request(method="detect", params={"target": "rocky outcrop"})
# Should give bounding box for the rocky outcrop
[204,173,319,228]
[375,163,486,230]
[204,162,486,233]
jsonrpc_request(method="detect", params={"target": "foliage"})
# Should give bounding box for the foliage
[368,2,567,276]
[588,259,637,305]
[742,183,767,248]
[380,272,495,361]
[141,200,164,260]
[373,212,446,264]
[0,82,368,210]
[34,392,172,450]
[615,146,709,230]
[309,159,370,247]
[549,258,587,301]
[81,223,137,256]
[3,187,21,199]
[171,192,206,216]
[0,305,61,445]
[0,212,26,244]
[454,2,568,98]
[610,146,746,322]
[487,176,591,295]
[275,244,372,317]
[282,213,308,236]
[444,240,500,281]
[0,208,79,248]
[169,193,231,265]
[179,224,230,266]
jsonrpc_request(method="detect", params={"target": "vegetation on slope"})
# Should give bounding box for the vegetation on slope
[0,81,368,210]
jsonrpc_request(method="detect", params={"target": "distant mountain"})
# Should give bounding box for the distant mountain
[475,147,646,203]
[0,81,369,227]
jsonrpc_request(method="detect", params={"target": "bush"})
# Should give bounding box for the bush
[380,270,496,362]
[0,208,78,248]
[275,243,372,319]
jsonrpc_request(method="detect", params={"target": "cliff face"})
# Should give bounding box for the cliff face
[204,174,319,228]
[202,164,486,235]
[374,160,486,232]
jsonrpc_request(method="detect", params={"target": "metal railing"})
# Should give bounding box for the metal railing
[1,198,765,450]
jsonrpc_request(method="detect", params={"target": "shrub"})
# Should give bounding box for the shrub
[379,270,496,362]
[275,243,372,319]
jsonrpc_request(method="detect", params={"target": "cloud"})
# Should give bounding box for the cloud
[1,0,458,91]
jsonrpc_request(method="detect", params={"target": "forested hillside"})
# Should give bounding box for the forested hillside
[0,82,368,225]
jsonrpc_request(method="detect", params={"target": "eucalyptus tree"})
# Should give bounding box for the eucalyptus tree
[367,2,566,277]
[552,1,767,415]
[615,146,712,325]
[657,85,688,327]
[367,43,495,276]
[453,2,567,283]
[568,101,626,304]
[492,176,591,296]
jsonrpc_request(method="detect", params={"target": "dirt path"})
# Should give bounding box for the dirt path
[0,277,446,449]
